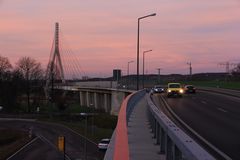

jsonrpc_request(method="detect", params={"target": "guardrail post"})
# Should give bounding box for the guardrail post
[156,123,160,144]
[149,111,154,133]
[147,109,150,127]
[160,128,166,154]
[174,145,182,160]
[153,118,156,138]
[166,136,173,160]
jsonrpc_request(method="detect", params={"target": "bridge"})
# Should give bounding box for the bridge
[3,22,239,160]
[46,22,239,160]
[56,85,238,160]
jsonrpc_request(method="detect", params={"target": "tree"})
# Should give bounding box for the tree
[0,55,21,112]
[231,64,240,80]
[15,57,44,112]
[0,55,12,80]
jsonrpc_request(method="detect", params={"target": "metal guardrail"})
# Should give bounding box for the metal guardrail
[105,89,216,160]
[147,94,216,160]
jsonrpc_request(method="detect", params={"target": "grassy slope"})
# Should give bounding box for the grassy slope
[182,81,240,90]
[0,129,31,160]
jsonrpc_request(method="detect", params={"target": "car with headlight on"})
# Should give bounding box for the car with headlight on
[167,83,184,97]
[184,85,196,94]
[98,138,110,150]
[152,85,164,94]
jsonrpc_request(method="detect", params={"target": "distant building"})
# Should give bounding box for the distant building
[113,69,121,81]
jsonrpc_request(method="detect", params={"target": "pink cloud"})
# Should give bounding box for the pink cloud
[0,0,240,77]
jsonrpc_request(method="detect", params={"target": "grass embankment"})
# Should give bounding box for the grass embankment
[39,104,117,143]
[0,129,31,160]
[180,81,240,90]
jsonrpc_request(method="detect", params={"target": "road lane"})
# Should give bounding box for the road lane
[152,92,240,159]
[8,137,64,160]
[0,120,104,160]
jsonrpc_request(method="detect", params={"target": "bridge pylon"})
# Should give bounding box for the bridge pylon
[45,22,65,101]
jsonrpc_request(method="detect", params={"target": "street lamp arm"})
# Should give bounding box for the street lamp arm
[143,49,152,54]
[128,60,134,64]
[138,13,157,20]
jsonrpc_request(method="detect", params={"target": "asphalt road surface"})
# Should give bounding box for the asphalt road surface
[0,120,104,160]
[152,91,240,160]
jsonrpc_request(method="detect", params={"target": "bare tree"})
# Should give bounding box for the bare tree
[231,64,240,80]
[16,57,43,80]
[16,57,44,112]
[0,55,12,79]
[232,64,240,72]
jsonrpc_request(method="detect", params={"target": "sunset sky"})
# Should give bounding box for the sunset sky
[0,0,240,78]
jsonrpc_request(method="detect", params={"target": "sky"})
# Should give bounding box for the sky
[0,0,240,78]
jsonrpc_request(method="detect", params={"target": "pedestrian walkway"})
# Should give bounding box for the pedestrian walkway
[127,95,165,160]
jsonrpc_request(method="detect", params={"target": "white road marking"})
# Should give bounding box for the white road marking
[217,108,228,113]
[7,137,39,160]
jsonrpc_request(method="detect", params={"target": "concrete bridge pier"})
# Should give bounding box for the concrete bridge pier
[110,91,126,115]
[78,88,131,115]
[80,91,84,106]
[86,91,90,107]
[104,94,108,112]
[94,92,98,109]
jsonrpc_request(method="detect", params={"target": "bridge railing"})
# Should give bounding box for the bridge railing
[104,90,145,160]
[105,90,215,160]
[147,94,215,160]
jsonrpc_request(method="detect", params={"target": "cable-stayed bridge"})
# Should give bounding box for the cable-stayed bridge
[36,23,240,160]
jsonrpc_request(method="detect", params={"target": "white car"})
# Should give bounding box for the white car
[98,138,110,150]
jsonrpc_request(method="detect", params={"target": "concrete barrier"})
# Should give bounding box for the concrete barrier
[104,90,145,160]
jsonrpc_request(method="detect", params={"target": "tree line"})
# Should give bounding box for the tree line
[0,55,44,112]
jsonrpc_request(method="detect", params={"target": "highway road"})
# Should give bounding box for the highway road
[152,91,240,160]
[0,120,104,160]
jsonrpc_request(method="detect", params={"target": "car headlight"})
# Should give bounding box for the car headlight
[180,89,184,93]
[168,89,171,93]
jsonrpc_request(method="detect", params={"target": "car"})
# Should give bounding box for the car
[0,106,3,111]
[98,138,110,150]
[184,85,196,93]
[152,85,165,94]
[167,83,184,97]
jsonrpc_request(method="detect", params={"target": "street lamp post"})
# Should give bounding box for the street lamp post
[79,112,98,160]
[156,68,162,84]
[137,13,156,90]
[187,62,192,80]
[142,50,152,88]
[127,60,134,89]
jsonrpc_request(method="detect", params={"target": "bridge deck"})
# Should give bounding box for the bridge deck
[128,95,165,160]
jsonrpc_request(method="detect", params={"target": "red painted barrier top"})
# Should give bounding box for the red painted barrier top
[113,93,134,160]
